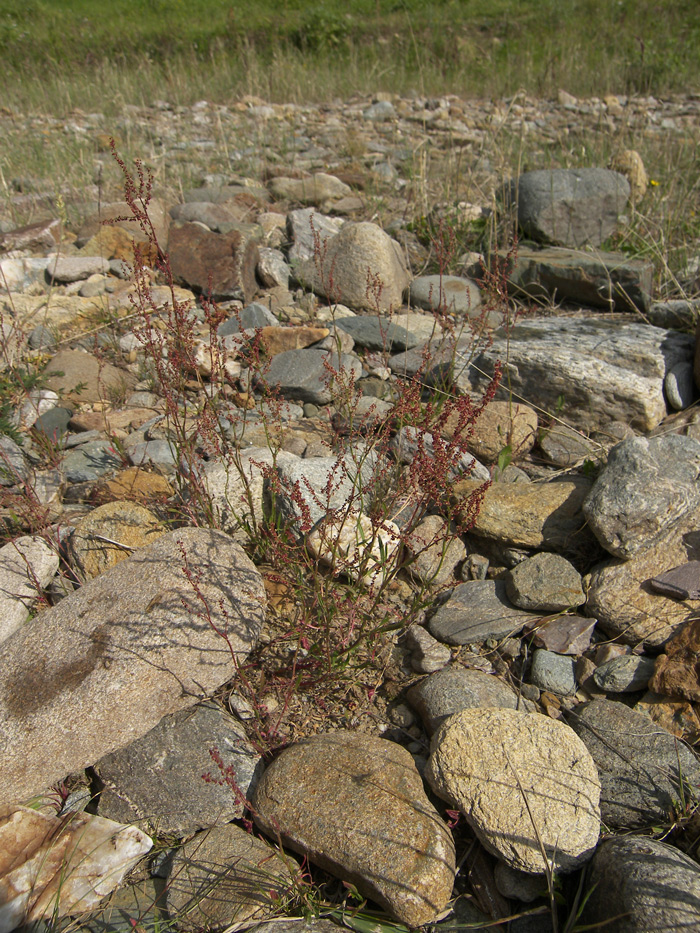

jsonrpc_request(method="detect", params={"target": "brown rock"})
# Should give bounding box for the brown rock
[76,199,170,252]
[252,732,455,927]
[452,476,595,554]
[81,225,157,264]
[261,325,329,356]
[586,523,700,647]
[636,690,700,744]
[168,223,259,302]
[444,400,538,463]
[69,407,161,435]
[69,500,167,579]
[0,527,265,804]
[43,349,135,406]
[649,619,700,702]
[610,150,648,202]
[100,468,174,503]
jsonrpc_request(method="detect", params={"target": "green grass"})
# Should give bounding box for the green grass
[2,0,700,112]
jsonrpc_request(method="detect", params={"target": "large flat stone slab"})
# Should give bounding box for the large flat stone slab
[465,315,693,432]
[499,246,651,312]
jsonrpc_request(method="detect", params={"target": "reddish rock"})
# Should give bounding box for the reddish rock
[0,218,61,251]
[650,618,700,702]
[168,223,259,302]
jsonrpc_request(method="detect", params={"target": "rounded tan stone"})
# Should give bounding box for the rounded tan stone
[69,500,167,579]
[449,400,538,463]
[426,708,600,874]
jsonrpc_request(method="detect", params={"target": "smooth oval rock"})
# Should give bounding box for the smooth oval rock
[506,552,584,612]
[252,731,456,927]
[581,835,700,932]
[295,222,410,312]
[0,527,265,804]
[426,708,600,874]
[567,698,700,830]
[407,665,524,734]
[69,500,167,579]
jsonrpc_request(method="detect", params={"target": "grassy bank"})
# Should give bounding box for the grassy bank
[2,0,700,112]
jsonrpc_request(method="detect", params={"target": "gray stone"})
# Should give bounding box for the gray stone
[649,297,700,330]
[270,451,374,533]
[16,388,59,431]
[426,708,600,874]
[665,360,696,410]
[583,435,700,559]
[581,835,700,933]
[76,877,167,933]
[390,426,490,481]
[295,222,410,312]
[506,552,584,612]
[269,173,352,206]
[166,823,294,932]
[127,438,178,473]
[0,435,28,486]
[568,699,700,830]
[363,100,396,121]
[252,732,455,927]
[407,665,523,734]
[0,527,265,803]
[261,348,362,405]
[95,702,262,835]
[63,440,122,482]
[409,275,481,316]
[48,255,108,282]
[651,561,700,599]
[493,864,547,903]
[287,207,344,263]
[505,168,630,247]
[592,655,656,693]
[529,649,577,696]
[403,624,452,674]
[257,248,291,289]
[334,315,419,352]
[466,316,693,432]
[169,200,251,231]
[428,580,540,645]
[0,535,60,644]
[404,514,466,587]
[201,448,296,545]
[218,302,279,335]
[538,423,598,467]
[0,257,50,292]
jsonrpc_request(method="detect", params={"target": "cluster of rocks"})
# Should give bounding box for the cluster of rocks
[2,90,700,933]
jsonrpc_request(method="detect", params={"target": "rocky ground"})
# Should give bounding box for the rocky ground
[2,90,700,933]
